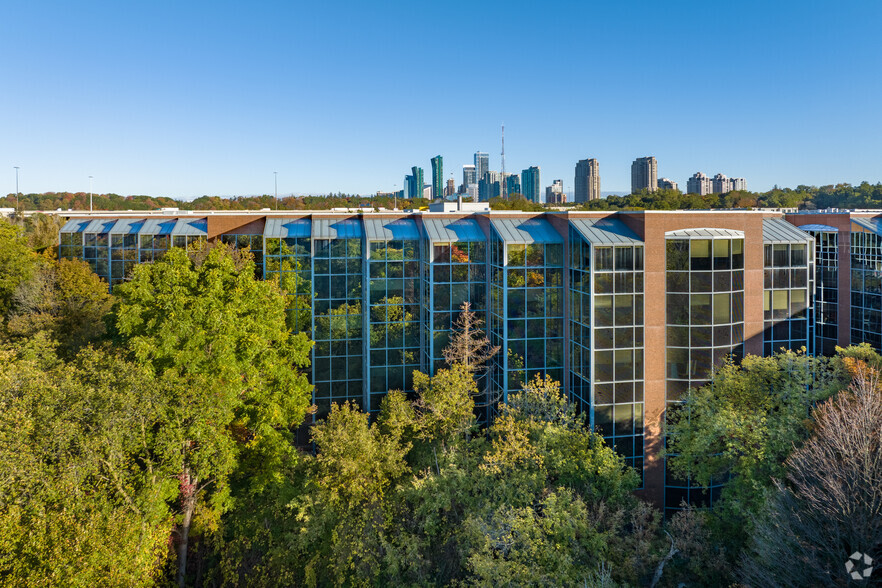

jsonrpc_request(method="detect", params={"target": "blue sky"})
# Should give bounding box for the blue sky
[2,1,881,200]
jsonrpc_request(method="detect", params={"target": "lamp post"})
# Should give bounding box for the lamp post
[274,171,278,210]
[89,176,93,211]
[13,166,20,214]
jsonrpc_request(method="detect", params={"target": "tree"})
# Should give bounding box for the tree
[741,365,882,587]
[6,257,113,356]
[0,219,39,317]
[0,340,177,586]
[666,350,839,536]
[113,243,313,588]
[442,302,500,375]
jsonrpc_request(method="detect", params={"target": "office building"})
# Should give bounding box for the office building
[631,157,658,194]
[686,172,712,196]
[574,158,601,203]
[407,167,424,199]
[505,173,521,198]
[478,171,500,201]
[446,178,455,197]
[546,179,565,204]
[431,156,443,200]
[521,166,541,203]
[657,178,678,191]
[463,165,476,187]
[474,151,489,181]
[60,208,882,514]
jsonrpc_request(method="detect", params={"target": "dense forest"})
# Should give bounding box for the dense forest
[3,182,882,213]
[1,216,880,586]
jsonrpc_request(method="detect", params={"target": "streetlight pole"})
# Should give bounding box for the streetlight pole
[13,166,20,214]
[89,176,93,211]
[274,171,278,210]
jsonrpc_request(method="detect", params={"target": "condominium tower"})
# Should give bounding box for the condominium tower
[631,157,658,194]
[431,155,443,200]
[574,158,601,203]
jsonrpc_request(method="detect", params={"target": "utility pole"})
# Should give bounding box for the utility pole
[13,166,20,215]
[274,171,278,210]
[89,175,93,211]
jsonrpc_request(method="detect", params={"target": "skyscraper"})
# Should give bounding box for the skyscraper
[630,157,658,194]
[657,178,678,191]
[546,179,565,204]
[574,158,600,203]
[475,151,489,181]
[446,178,455,196]
[462,164,476,187]
[408,166,424,199]
[431,156,443,200]
[521,166,541,202]
[506,173,521,197]
[479,170,500,201]
[712,173,733,194]
[686,172,711,195]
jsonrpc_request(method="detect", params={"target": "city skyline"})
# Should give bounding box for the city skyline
[2,2,881,199]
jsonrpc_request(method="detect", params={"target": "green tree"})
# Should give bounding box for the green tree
[6,257,113,356]
[0,219,39,317]
[741,365,882,587]
[113,243,313,588]
[0,341,176,587]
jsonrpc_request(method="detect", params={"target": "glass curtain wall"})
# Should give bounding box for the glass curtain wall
[489,220,564,404]
[569,222,646,483]
[59,231,85,260]
[592,243,645,482]
[851,222,882,352]
[220,234,265,279]
[312,231,364,417]
[82,221,115,284]
[665,234,744,516]
[110,221,143,288]
[265,228,312,334]
[368,234,421,414]
[763,241,812,355]
[424,239,488,373]
[804,229,839,356]
[568,227,592,414]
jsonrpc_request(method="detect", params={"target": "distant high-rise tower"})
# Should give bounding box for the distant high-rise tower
[631,157,658,194]
[506,173,521,197]
[574,158,600,203]
[475,151,489,181]
[446,178,455,196]
[546,179,565,204]
[731,177,747,191]
[463,164,476,187]
[686,172,711,196]
[479,171,500,201]
[657,178,678,191]
[431,155,443,199]
[408,166,424,199]
[712,173,733,194]
[521,166,541,203]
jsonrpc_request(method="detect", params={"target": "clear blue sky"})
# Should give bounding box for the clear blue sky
[2,1,881,200]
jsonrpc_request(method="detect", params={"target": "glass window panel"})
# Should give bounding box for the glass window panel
[595,295,614,327]
[691,272,713,293]
[713,293,731,324]
[713,239,731,270]
[691,240,711,270]
[691,294,712,324]
[667,326,689,346]
[595,273,613,294]
[595,247,613,271]
[667,294,690,325]
[667,272,688,292]
[666,240,689,271]
[791,243,807,266]
[615,247,633,271]
[732,239,744,269]
[773,244,789,267]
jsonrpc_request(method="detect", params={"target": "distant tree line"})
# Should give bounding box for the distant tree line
[0,192,431,213]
